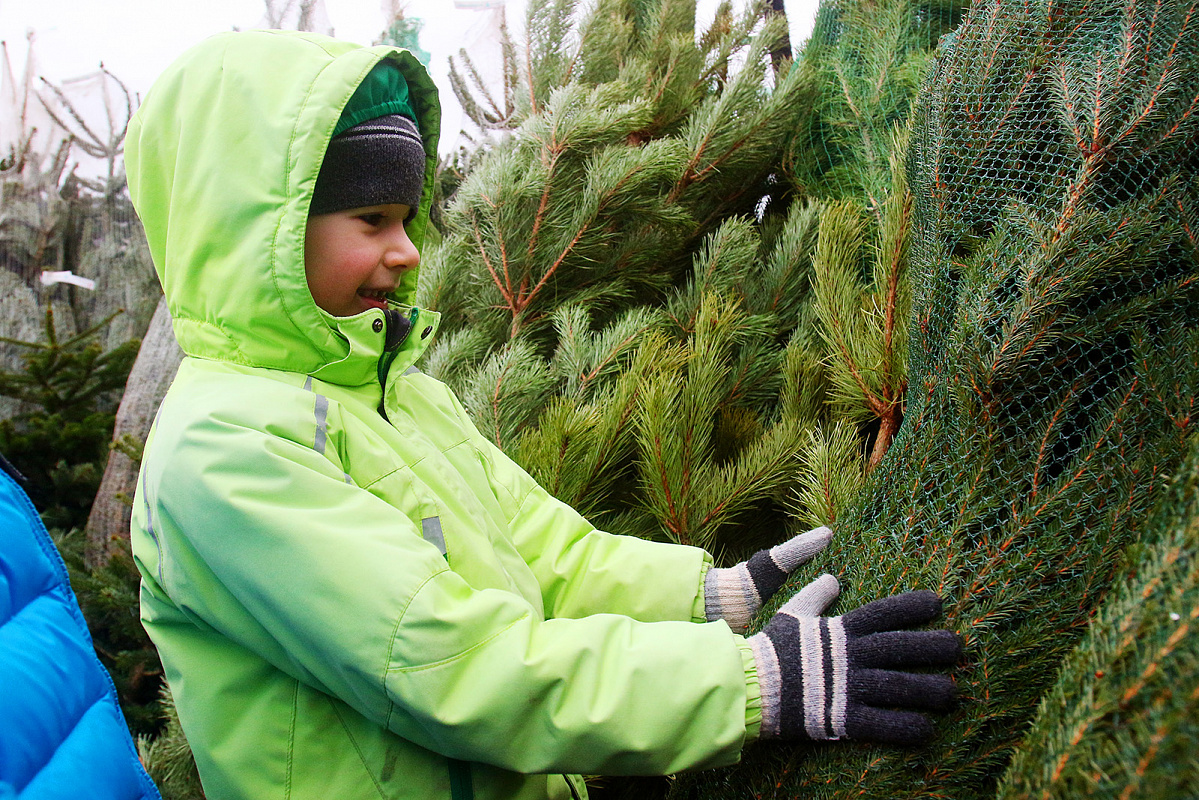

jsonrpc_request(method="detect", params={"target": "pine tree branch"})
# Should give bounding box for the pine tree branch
[526,135,565,265]
[646,425,688,544]
[646,57,679,109]
[667,28,792,203]
[449,58,487,129]
[38,78,105,152]
[515,222,589,336]
[501,10,517,118]
[578,327,644,392]
[669,115,766,202]
[525,34,540,115]
[469,208,518,318]
[826,311,887,414]
[489,360,514,448]
[516,150,667,335]
[463,49,505,121]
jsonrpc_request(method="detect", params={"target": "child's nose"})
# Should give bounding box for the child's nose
[383,226,419,270]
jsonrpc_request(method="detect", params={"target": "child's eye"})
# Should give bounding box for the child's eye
[358,213,385,227]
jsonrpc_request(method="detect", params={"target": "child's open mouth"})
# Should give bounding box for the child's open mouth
[359,289,390,310]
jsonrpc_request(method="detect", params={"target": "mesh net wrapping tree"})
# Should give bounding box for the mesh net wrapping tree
[993,433,1199,799]
[675,0,1199,794]
[783,0,965,205]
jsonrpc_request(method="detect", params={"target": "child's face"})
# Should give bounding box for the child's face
[304,204,418,317]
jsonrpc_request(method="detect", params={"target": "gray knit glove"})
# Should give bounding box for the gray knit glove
[748,575,960,745]
[704,526,833,632]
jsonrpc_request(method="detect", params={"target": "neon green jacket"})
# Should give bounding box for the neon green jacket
[126,30,761,800]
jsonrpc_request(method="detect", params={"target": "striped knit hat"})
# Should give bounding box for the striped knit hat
[309,61,426,215]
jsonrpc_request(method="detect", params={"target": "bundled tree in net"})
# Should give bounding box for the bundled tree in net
[781,0,965,204]
[674,0,1199,794]
[994,433,1199,800]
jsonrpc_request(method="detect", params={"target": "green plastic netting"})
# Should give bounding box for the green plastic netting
[678,0,1199,795]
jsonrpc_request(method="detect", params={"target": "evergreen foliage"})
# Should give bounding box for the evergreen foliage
[783,0,964,203]
[419,0,926,577]
[0,305,138,530]
[994,435,1199,799]
[425,0,808,339]
[138,686,206,800]
[448,8,521,142]
[1,68,161,376]
[426,0,817,554]
[51,527,165,739]
[0,169,69,286]
[673,0,1199,792]
[422,0,942,792]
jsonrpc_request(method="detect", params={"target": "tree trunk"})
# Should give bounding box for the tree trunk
[768,0,792,72]
[85,296,182,567]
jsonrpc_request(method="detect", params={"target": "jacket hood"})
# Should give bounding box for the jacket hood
[126,30,441,385]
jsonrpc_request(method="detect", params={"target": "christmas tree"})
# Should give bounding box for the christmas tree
[420,0,928,564]
[673,0,1199,792]
[994,434,1199,799]
[421,0,951,795]
[0,304,138,531]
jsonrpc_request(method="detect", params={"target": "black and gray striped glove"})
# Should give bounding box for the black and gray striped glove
[704,526,833,632]
[748,574,960,745]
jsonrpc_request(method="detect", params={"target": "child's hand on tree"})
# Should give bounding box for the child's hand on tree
[749,574,961,745]
[704,526,833,632]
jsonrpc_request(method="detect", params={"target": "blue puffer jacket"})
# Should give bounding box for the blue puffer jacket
[0,458,161,800]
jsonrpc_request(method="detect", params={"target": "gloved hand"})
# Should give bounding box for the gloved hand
[748,574,961,745]
[705,526,832,632]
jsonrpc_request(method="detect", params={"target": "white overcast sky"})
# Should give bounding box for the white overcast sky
[0,0,514,152]
[0,0,818,155]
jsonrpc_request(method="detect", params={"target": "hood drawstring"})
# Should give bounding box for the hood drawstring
[377,308,414,421]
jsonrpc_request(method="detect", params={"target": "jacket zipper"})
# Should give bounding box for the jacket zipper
[376,308,414,422]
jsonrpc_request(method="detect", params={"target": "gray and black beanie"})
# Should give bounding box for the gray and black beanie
[310,60,426,216]
[310,114,425,215]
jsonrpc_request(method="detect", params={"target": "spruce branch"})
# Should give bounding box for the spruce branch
[995,437,1199,800]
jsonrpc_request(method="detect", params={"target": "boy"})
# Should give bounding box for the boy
[126,30,959,800]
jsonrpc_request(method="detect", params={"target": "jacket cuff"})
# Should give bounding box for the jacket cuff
[692,551,715,623]
[737,635,763,743]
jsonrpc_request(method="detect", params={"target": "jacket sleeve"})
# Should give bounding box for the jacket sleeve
[141,405,762,776]
[445,390,716,624]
